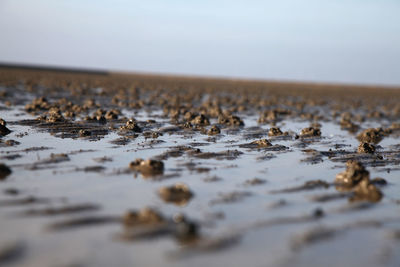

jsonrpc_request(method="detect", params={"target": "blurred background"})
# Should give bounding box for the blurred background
[0,0,399,85]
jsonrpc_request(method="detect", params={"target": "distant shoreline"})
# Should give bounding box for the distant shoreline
[1,62,399,90]
[0,62,109,76]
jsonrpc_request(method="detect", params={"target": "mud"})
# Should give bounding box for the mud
[119,209,199,244]
[0,241,25,265]
[290,217,400,251]
[357,128,386,144]
[243,178,266,186]
[209,191,252,205]
[0,196,51,207]
[334,160,384,202]
[158,183,193,205]
[21,204,100,216]
[0,123,11,136]
[170,234,241,259]
[0,68,400,267]
[47,216,120,231]
[0,163,12,180]
[270,180,330,193]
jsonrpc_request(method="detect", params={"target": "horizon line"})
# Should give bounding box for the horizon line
[1,61,399,89]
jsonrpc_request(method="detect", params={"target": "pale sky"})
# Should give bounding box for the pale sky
[1,0,399,85]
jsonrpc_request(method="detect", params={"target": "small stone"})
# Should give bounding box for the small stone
[300,127,321,137]
[96,115,107,124]
[268,127,283,136]
[251,139,272,148]
[183,122,193,129]
[357,142,375,154]
[121,119,142,132]
[78,129,91,137]
[105,109,120,120]
[226,115,244,126]
[207,125,221,136]
[191,114,210,126]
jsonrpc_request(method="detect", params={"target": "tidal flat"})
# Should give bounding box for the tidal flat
[0,68,400,267]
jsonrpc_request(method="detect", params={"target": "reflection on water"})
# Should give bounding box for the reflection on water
[1,103,399,267]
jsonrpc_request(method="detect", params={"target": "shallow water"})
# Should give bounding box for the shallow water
[1,102,400,267]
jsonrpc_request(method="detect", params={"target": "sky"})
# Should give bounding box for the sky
[0,0,400,85]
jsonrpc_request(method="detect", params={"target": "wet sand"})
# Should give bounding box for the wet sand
[1,67,400,267]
